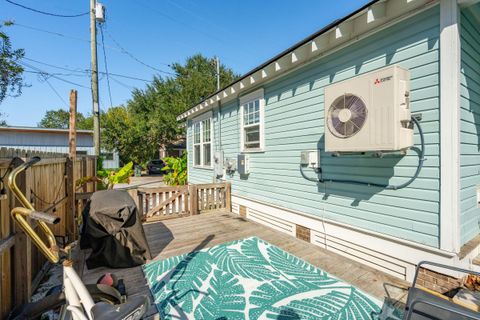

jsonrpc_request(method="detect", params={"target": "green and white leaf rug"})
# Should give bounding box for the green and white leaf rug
[143,237,384,319]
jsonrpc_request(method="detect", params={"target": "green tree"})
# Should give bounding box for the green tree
[0,25,25,104]
[102,54,239,164]
[162,153,187,186]
[101,106,153,164]
[38,108,94,130]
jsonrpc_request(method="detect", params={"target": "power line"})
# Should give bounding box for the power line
[99,24,113,107]
[9,22,91,44]
[7,21,174,68]
[164,0,227,33]
[22,57,85,73]
[110,76,135,90]
[133,0,225,45]
[5,0,89,18]
[103,27,176,76]
[24,68,105,81]
[108,72,150,82]
[22,57,152,82]
[39,73,68,107]
[24,70,87,78]
[19,61,90,89]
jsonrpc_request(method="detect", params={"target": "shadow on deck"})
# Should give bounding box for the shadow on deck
[79,212,410,319]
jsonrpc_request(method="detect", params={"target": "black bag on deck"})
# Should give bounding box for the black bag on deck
[80,190,152,269]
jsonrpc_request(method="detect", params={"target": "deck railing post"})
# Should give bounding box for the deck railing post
[128,188,139,208]
[225,182,232,212]
[183,187,189,214]
[138,191,144,219]
[189,184,198,215]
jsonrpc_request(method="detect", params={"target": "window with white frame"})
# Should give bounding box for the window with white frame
[192,113,213,167]
[240,89,265,152]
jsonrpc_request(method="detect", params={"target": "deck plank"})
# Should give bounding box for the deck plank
[80,212,409,319]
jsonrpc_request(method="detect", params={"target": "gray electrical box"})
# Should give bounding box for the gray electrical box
[225,158,236,173]
[214,151,224,178]
[237,154,249,175]
[300,150,320,169]
[300,151,310,165]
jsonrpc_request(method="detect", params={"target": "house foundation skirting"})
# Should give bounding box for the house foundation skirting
[232,195,480,282]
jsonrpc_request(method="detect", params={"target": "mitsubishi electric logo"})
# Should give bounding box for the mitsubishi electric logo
[374,75,393,85]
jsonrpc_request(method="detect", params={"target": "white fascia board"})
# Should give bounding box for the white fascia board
[192,110,212,123]
[458,0,480,7]
[439,0,461,253]
[180,0,435,121]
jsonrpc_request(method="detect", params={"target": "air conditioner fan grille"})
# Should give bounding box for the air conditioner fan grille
[327,94,367,138]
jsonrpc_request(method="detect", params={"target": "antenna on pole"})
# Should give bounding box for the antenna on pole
[215,56,220,91]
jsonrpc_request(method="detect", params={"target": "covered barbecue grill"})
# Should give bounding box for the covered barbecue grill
[80,190,152,269]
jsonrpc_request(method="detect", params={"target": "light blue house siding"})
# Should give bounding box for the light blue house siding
[460,4,480,245]
[188,7,441,247]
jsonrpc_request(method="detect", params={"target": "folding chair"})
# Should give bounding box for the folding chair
[404,261,480,320]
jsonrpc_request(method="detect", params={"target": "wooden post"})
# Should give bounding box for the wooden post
[189,184,198,215]
[12,158,32,306]
[137,192,144,218]
[128,189,140,209]
[183,189,189,214]
[81,158,87,193]
[69,90,77,160]
[65,158,75,241]
[66,90,77,241]
[225,182,232,212]
[0,159,13,317]
[92,157,98,192]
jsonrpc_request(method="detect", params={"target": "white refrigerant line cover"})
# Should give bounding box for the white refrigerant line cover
[324,65,413,153]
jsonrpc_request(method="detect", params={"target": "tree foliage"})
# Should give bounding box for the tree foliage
[0,25,25,104]
[162,153,187,186]
[38,108,94,130]
[102,54,239,164]
[97,161,134,189]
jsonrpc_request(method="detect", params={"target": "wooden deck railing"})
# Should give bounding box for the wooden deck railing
[136,182,231,222]
[196,183,231,213]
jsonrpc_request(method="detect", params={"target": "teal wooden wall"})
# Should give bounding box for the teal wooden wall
[187,7,441,248]
[460,4,480,246]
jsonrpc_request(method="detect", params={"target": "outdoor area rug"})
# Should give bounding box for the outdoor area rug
[143,237,385,319]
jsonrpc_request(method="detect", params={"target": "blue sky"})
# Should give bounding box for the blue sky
[0,0,370,126]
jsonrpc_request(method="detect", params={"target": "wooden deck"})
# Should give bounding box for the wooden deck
[80,212,410,319]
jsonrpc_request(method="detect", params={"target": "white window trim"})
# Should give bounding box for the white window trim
[192,111,213,169]
[239,88,265,153]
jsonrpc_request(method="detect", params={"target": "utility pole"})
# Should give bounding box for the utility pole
[90,0,100,156]
[215,56,220,91]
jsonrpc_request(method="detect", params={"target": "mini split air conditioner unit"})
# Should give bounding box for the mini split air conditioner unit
[324,65,413,153]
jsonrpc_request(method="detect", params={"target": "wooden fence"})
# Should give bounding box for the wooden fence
[0,153,96,319]
[137,182,231,222]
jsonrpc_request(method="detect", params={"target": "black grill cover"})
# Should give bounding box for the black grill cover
[80,190,152,269]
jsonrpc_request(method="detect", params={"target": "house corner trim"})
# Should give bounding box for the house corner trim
[439,0,461,252]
